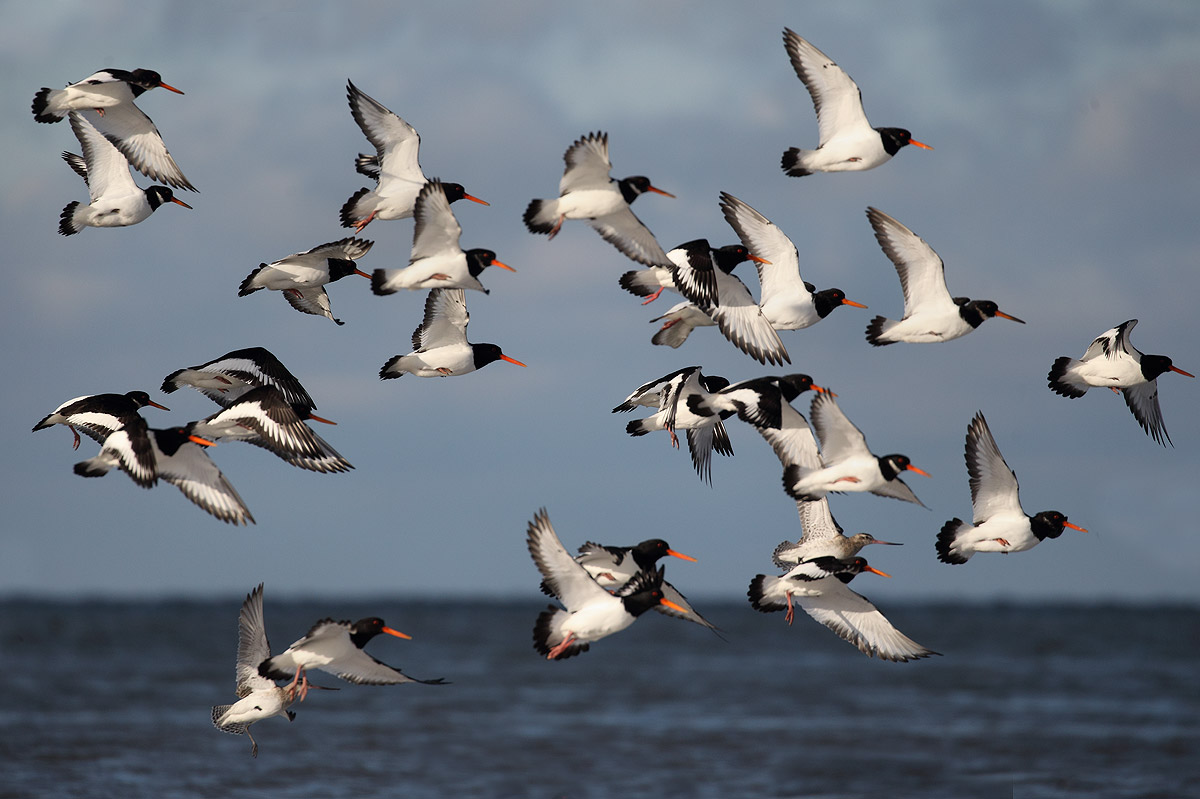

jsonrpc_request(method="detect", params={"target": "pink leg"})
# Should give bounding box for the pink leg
[641,287,664,305]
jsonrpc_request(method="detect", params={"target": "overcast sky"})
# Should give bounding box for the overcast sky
[3,1,1198,603]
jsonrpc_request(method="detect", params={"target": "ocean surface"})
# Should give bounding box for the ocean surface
[1,598,1196,799]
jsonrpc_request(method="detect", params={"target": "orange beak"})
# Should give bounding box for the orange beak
[841,298,868,309]
[864,565,892,578]
[906,464,932,478]
[491,259,517,273]
[646,185,675,198]
[1064,522,1088,533]
[188,434,216,447]
[666,549,697,562]
[748,254,772,265]
[811,384,837,397]
[659,598,688,613]
[909,139,933,150]
[170,198,193,209]
[158,81,184,95]
[147,400,171,411]
[463,193,489,206]
[995,310,1025,324]
[355,269,371,279]
[381,626,412,640]
[1170,365,1195,378]
[500,355,527,367]
[307,413,337,425]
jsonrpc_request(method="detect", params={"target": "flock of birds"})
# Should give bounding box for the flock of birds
[28,27,1193,757]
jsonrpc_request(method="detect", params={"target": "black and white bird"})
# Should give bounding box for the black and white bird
[555,539,718,633]
[379,288,525,378]
[647,301,716,349]
[259,616,445,701]
[524,131,673,266]
[161,347,351,472]
[239,238,373,326]
[527,508,690,660]
[1048,319,1193,446]
[186,386,352,474]
[34,69,195,191]
[780,29,932,177]
[783,391,930,506]
[865,207,1024,345]
[33,390,168,451]
[57,112,191,235]
[668,239,789,366]
[937,412,1087,564]
[340,79,487,232]
[617,365,733,482]
[371,179,514,295]
[74,425,254,525]
[211,584,297,758]
[748,556,938,662]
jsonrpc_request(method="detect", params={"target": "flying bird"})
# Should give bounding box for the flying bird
[780,29,931,177]
[259,616,445,701]
[33,390,168,451]
[1048,319,1193,446]
[527,508,690,660]
[74,425,254,525]
[211,584,298,758]
[524,131,673,266]
[668,239,789,366]
[57,112,191,235]
[238,238,373,326]
[34,69,195,191]
[770,496,902,570]
[371,178,514,295]
[647,301,716,349]
[937,412,1087,564]
[719,192,867,330]
[340,79,487,232]
[865,207,1024,345]
[783,391,930,506]
[379,288,526,378]
[749,556,938,662]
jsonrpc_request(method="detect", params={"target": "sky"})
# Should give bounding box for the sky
[2,1,1198,603]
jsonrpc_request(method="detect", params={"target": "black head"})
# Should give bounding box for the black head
[470,343,526,371]
[617,175,673,204]
[617,566,669,617]
[124,390,154,408]
[777,374,816,402]
[630,539,673,570]
[347,617,410,647]
[152,426,209,456]
[465,248,498,278]
[1029,511,1084,542]
[877,454,929,481]
[811,287,867,319]
[699,374,730,393]
[1139,353,1194,382]
[145,185,177,211]
[957,299,1025,329]
[712,244,755,274]
[327,258,365,282]
[120,69,184,97]
[440,182,489,207]
[876,127,932,156]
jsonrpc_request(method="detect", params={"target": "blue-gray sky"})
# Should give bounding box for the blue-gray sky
[3,1,1198,602]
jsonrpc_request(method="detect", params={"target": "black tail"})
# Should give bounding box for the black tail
[370,269,396,296]
[379,356,404,379]
[626,418,650,437]
[523,199,553,235]
[781,148,811,177]
[58,201,80,236]
[237,265,266,296]
[746,575,782,613]
[936,518,968,565]
[1047,357,1086,398]
[340,187,370,228]
[32,88,59,123]
[865,316,894,347]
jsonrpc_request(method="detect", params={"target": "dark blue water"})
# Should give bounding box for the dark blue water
[2,599,1196,798]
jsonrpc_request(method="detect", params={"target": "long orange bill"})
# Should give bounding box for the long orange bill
[1171,365,1195,378]
[381,626,412,640]
[666,549,697,562]
[500,355,527,367]
[659,598,689,613]
[307,413,337,425]
[996,310,1026,324]
[909,139,933,150]
[464,194,489,206]
[188,434,216,447]
[842,298,868,309]
[748,254,773,265]
[158,81,185,95]
[355,269,371,279]
[148,400,171,411]
[647,186,675,198]
[906,464,932,478]
[171,198,193,209]
[491,259,517,273]
[864,566,892,578]
[1064,522,1088,533]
